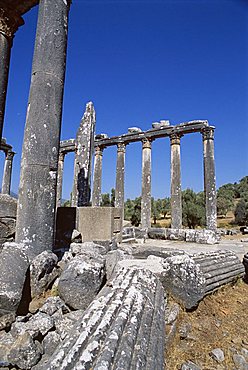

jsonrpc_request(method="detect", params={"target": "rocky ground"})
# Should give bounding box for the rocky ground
[166,279,248,370]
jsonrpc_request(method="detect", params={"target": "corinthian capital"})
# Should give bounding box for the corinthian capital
[0,7,24,40]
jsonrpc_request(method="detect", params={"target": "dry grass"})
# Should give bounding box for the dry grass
[166,279,248,369]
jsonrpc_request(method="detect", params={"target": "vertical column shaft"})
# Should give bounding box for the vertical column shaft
[170,133,182,229]
[0,8,23,141]
[56,151,65,208]
[92,146,103,207]
[115,143,126,209]
[16,0,71,253]
[141,139,152,229]
[1,150,14,195]
[202,127,217,230]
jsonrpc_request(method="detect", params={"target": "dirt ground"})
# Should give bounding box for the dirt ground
[166,279,248,369]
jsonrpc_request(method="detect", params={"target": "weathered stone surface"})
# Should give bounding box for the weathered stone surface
[170,133,182,229]
[148,227,166,240]
[92,146,103,207]
[131,244,185,259]
[118,255,164,276]
[0,244,29,316]
[210,348,225,363]
[0,217,15,245]
[71,229,82,243]
[232,353,247,370]
[106,249,132,280]
[58,254,105,310]
[11,311,54,338]
[181,361,201,370]
[0,194,17,218]
[42,331,62,357]
[0,331,15,367]
[7,332,42,369]
[41,268,165,370]
[0,312,15,330]
[30,251,59,298]
[52,309,85,340]
[141,139,152,229]
[185,229,220,244]
[70,241,108,256]
[39,296,70,316]
[166,228,186,241]
[243,253,248,278]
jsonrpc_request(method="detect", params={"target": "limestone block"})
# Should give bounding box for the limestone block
[7,332,42,369]
[52,309,85,340]
[0,244,29,316]
[70,241,108,256]
[58,254,105,310]
[105,249,132,280]
[11,312,54,338]
[148,227,166,240]
[0,194,17,218]
[165,228,186,241]
[0,331,15,367]
[131,244,185,259]
[39,296,70,316]
[41,268,165,370]
[30,251,59,298]
[0,217,15,245]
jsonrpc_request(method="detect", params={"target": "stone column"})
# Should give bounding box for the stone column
[115,143,126,209]
[92,146,103,207]
[1,150,14,195]
[71,102,96,207]
[0,8,23,141]
[56,151,65,208]
[141,138,152,229]
[170,133,182,229]
[16,0,71,253]
[202,127,217,230]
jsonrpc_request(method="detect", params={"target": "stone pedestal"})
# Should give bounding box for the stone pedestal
[141,139,152,229]
[56,152,65,208]
[0,8,23,141]
[115,143,126,209]
[202,127,217,230]
[1,150,14,195]
[170,133,182,229]
[16,0,71,253]
[71,102,96,207]
[92,146,103,207]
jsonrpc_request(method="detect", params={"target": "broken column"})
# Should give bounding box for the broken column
[170,133,182,229]
[141,138,152,229]
[16,0,71,252]
[1,150,14,195]
[115,142,126,209]
[71,102,96,207]
[92,146,103,207]
[202,126,217,230]
[56,151,65,208]
[0,7,23,141]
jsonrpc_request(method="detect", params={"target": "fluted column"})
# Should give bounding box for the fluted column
[202,127,217,230]
[0,7,23,141]
[16,0,71,253]
[141,138,152,229]
[1,150,14,195]
[56,151,65,208]
[92,146,103,207]
[115,143,126,209]
[170,133,182,229]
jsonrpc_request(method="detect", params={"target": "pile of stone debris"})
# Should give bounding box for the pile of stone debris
[0,239,246,369]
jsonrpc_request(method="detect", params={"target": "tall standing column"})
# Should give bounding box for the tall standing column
[1,150,14,195]
[202,126,217,230]
[92,146,103,207]
[56,151,65,208]
[0,8,23,141]
[16,0,71,253]
[115,143,126,209]
[170,133,182,229]
[141,138,152,229]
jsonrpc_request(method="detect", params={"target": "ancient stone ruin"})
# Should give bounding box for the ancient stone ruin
[0,1,247,369]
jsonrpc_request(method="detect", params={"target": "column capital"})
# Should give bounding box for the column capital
[58,151,65,162]
[95,145,104,156]
[117,142,126,153]
[0,7,24,40]
[202,126,215,141]
[142,138,152,149]
[5,150,15,160]
[170,133,182,145]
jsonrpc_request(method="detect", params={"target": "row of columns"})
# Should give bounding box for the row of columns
[90,126,216,231]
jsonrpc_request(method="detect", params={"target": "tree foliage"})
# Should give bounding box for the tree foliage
[182,189,205,229]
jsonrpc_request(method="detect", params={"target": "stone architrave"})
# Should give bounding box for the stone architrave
[0,7,23,141]
[16,0,71,253]
[92,146,103,207]
[56,152,65,208]
[115,142,126,209]
[1,150,14,195]
[170,133,182,229]
[141,138,152,229]
[71,102,96,207]
[202,127,217,230]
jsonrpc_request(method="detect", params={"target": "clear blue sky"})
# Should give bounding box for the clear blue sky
[1,0,247,200]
